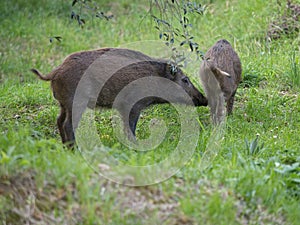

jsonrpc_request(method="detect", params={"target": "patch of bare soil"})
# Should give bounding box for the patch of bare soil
[267,0,300,40]
[0,169,286,225]
[0,170,82,225]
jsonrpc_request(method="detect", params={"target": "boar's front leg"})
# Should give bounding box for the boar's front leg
[118,101,147,141]
[116,111,138,142]
[215,94,226,124]
[115,106,137,141]
[128,108,141,138]
[124,105,144,141]
[209,93,225,125]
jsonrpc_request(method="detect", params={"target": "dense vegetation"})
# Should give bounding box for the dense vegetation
[0,0,299,224]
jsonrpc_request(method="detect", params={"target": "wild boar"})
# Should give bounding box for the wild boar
[31,48,208,146]
[199,39,242,124]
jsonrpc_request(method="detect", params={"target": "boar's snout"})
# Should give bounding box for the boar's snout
[174,74,208,106]
[192,91,208,106]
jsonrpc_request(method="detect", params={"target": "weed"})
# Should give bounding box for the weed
[245,135,265,156]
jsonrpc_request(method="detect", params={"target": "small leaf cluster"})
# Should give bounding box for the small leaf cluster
[71,0,113,28]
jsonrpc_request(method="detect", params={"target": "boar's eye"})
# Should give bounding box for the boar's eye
[182,76,190,85]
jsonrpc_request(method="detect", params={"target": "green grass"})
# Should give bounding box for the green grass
[0,0,299,224]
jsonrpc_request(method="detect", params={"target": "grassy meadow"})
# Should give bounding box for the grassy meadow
[0,0,299,224]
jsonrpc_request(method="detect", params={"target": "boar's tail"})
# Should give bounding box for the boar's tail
[30,68,53,81]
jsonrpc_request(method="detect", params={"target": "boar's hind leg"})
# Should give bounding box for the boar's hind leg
[226,91,236,115]
[216,98,226,124]
[63,108,75,147]
[57,106,67,143]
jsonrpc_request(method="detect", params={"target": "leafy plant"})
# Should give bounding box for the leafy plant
[274,161,300,198]
[245,135,265,156]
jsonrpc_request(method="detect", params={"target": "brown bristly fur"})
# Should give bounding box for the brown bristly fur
[32,48,208,147]
[199,39,242,124]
